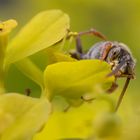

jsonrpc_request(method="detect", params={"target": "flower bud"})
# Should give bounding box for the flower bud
[94,113,122,138]
[0,19,17,93]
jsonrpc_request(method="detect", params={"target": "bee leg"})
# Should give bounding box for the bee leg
[78,28,107,40]
[70,35,84,59]
[107,61,126,77]
[76,35,83,54]
[81,96,95,103]
[25,88,31,96]
[63,104,71,112]
[70,29,107,59]
[107,82,118,93]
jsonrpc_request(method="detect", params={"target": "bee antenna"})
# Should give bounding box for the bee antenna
[115,77,130,111]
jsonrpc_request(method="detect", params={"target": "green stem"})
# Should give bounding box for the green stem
[0,34,8,93]
[15,58,44,89]
[40,87,52,101]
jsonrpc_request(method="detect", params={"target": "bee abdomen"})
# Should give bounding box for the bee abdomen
[82,42,105,59]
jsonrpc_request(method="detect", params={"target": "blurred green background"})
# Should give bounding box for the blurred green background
[0,0,139,106]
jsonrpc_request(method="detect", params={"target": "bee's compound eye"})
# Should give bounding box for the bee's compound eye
[113,51,117,55]
[112,47,121,58]
[112,45,116,48]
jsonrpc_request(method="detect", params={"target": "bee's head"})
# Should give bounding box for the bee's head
[106,42,136,78]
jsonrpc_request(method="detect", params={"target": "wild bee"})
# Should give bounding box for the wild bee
[70,29,136,111]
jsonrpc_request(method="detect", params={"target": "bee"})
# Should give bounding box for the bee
[70,29,136,111]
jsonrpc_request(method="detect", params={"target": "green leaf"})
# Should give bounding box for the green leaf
[44,60,114,105]
[0,93,51,140]
[5,9,70,65]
